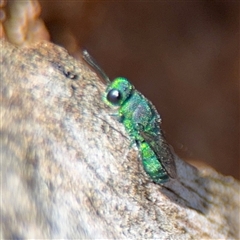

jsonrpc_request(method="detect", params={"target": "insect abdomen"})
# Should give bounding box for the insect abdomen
[139,141,169,184]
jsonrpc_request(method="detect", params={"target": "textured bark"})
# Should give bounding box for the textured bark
[0,40,239,239]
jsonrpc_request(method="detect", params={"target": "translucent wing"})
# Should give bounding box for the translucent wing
[139,130,177,179]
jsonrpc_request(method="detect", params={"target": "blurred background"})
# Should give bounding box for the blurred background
[3,1,239,179]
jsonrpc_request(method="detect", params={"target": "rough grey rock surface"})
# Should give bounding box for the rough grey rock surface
[0,40,239,239]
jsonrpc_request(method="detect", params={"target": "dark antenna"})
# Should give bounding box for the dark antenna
[82,50,111,84]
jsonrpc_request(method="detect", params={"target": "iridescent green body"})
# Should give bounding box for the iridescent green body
[82,51,176,183]
[103,77,159,143]
[103,77,176,183]
[138,141,169,183]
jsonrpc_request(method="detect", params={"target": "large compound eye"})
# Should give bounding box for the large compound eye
[106,89,122,104]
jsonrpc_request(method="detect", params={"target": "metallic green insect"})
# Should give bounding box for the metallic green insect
[82,50,176,183]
